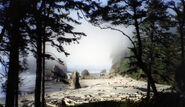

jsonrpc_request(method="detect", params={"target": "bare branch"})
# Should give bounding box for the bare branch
[94,24,137,54]
[77,6,138,56]
[0,49,9,51]
[45,52,64,65]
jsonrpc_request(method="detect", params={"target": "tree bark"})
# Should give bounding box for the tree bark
[14,68,19,107]
[34,1,46,106]
[5,22,20,107]
[147,72,158,95]
[41,35,46,107]
[133,6,158,97]
[146,79,151,101]
[180,26,184,64]
[34,23,43,107]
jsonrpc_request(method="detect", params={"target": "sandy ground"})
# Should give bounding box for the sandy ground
[0,76,171,106]
[45,76,170,106]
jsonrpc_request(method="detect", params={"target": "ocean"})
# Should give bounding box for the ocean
[0,72,36,98]
[0,70,104,98]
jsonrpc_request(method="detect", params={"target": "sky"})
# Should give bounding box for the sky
[57,4,134,72]
[22,9,134,73]
[25,18,133,73]
[58,20,133,73]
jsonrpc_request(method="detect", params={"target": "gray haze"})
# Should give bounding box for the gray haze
[25,19,134,73]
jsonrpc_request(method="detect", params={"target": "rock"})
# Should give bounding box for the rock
[45,70,53,81]
[100,73,105,77]
[108,67,120,78]
[71,71,81,89]
[100,69,106,77]
[81,69,90,79]
[46,103,56,107]
[52,66,68,82]
[49,98,66,107]
[100,69,106,73]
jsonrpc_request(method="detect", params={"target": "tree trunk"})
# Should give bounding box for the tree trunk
[146,79,151,101]
[34,24,43,107]
[148,73,158,95]
[146,27,155,100]
[41,35,46,107]
[133,7,158,96]
[181,0,185,63]
[180,26,184,64]
[14,69,19,107]
[5,23,20,107]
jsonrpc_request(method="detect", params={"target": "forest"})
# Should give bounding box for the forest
[0,0,185,107]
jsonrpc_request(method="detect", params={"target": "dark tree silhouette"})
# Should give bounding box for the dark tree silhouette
[0,0,31,107]
[139,0,169,99]
[169,0,185,64]
[27,0,88,106]
[83,0,158,96]
[0,0,88,106]
[169,0,185,101]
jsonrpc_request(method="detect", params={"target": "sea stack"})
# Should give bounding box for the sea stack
[71,71,81,89]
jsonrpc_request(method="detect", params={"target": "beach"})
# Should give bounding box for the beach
[1,75,171,107]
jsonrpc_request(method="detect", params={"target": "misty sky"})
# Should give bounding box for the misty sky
[59,2,134,72]
[46,0,133,73]
[60,20,134,72]
[45,0,177,73]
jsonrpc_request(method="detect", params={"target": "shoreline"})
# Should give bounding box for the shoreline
[0,76,170,107]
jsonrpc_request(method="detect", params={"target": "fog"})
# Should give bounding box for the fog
[23,19,134,74]
[0,13,134,75]
[63,21,133,73]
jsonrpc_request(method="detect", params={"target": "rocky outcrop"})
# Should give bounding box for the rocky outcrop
[100,69,106,77]
[45,65,68,83]
[45,70,53,81]
[71,71,81,89]
[81,69,90,79]
[53,66,67,79]
[100,69,106,74]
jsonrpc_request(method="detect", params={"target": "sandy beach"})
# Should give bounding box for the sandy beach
[4,76,170,107]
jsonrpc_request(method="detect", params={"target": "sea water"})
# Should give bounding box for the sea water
[0,72,36,98]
